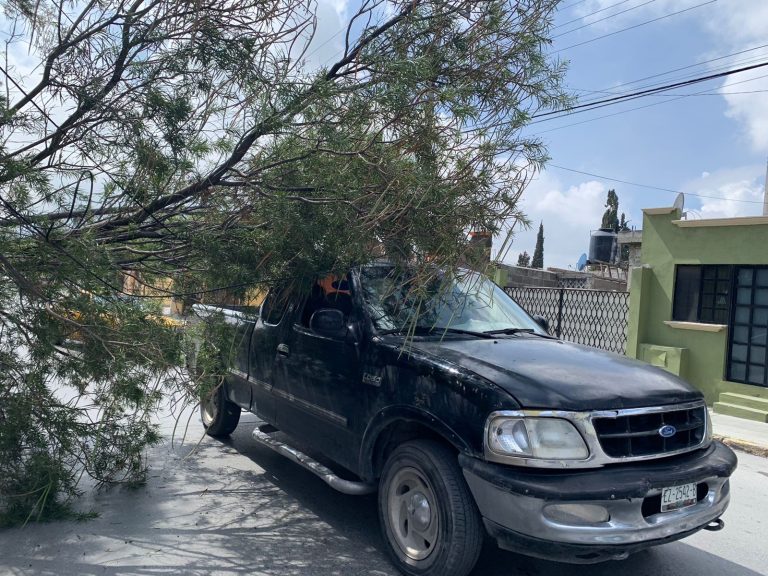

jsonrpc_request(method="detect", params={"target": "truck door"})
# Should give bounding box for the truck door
[272,276,367,472]
[247,287,294,424]
[223,308,255,408]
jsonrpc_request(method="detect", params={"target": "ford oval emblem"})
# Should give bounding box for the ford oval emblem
[659,425,677,438]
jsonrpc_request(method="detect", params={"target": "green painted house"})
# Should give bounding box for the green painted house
[627,207,768,422]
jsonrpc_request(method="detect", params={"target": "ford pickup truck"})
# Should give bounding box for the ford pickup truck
[195,263,736,576]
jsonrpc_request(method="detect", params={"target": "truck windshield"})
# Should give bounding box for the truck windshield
[359,266,545,335]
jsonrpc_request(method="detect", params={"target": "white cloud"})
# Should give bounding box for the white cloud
[682,164,766,219]
[493,171,608,269]
[705,0,768,151]
[302,0,349,69]
[570,0,768,152]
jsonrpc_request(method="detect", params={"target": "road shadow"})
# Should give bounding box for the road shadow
[0,416,393,576]
[0,414,763,576]
[223,418,765,576]
[473,541,765,576]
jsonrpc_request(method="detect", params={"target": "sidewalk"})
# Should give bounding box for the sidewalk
[710,410,768,457]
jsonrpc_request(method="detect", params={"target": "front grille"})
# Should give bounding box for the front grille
[592,404,706,459]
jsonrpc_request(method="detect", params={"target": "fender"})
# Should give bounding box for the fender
[358,404,474,481]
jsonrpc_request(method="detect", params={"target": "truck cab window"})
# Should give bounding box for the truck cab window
[261,287,291,325]
[300,274,353,328]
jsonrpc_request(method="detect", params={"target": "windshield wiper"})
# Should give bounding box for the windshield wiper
[483,328,537,336]
[379,326,495,339]
[431,327,496,339]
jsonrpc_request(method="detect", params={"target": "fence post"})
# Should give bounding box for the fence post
[556,288,564,338]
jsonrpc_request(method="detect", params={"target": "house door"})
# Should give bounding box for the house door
[727,266,768,387]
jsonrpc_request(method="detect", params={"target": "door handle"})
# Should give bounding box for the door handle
[276,343,290,357]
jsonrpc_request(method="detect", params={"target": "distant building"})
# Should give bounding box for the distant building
[617,229,643,268]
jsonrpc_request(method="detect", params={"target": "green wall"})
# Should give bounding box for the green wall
[627,209,768,404]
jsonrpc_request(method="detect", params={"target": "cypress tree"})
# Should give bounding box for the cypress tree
[532,222,544,269]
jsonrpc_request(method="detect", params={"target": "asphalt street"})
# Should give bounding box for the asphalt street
[1,411,766,576]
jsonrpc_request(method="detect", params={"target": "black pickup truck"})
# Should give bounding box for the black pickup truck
[196,263,736,576]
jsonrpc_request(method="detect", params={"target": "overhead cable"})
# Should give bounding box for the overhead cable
[552,0,657,38]
[551,0,717,54]
[531,60,768,121]
[548,164,767,205]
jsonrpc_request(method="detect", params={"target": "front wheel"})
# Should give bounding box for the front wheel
[200,382,240,437]
[378,440,484,576]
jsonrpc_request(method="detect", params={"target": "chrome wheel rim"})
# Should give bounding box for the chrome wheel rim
[202,389,218,425]
[387,467,439,561]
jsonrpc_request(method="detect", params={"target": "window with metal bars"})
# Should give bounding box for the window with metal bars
[672,265,732,324]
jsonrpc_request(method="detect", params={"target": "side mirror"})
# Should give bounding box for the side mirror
[532,314,550,334]
[310,309,347,338]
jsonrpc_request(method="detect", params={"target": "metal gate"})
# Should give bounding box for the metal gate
[727,266,768,387]
[505,287,630,354]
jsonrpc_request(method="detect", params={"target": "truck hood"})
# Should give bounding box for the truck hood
[412,336,701,411]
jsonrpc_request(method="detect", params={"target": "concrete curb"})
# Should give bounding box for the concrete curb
[714,435,768,458]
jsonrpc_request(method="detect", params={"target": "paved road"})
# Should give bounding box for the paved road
[1,412,766,576]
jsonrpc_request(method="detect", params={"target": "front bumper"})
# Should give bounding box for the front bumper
[460,440,737,563]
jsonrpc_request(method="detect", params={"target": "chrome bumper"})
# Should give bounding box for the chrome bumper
[465,472,729,545]
[460,441,736,562]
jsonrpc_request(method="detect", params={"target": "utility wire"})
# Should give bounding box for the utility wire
[558,0,590,11]
[531,71,768,133]
[582,42,768,95]
[570,47,768,108]
[531,59,768,121]
[552,0,657,38]
[572,85,768,98]
[548,164,767,205]
[532,76,768,131]
[551,0,716,54]
[554,0,636,29]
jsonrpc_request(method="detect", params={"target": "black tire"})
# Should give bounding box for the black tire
[378,440,484,576]
[200,382,240,437]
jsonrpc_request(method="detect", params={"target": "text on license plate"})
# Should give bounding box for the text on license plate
[661,483,697,512]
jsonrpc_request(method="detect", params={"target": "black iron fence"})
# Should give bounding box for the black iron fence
[505,287,630,354]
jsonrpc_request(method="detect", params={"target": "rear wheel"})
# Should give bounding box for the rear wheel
[200,383,240,437]
[378,440,483,576]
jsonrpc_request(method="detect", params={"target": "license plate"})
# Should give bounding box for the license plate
[661,483,697,512]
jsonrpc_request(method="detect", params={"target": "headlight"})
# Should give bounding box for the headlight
[486,416,589,460]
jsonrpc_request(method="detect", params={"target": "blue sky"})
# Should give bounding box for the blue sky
[502,0,768,269]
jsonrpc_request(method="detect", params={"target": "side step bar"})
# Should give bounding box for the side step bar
[252,426,376,496]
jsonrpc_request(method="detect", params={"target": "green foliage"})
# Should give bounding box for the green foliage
[600,190,630,260]
[0,0,567,524]
[517,251,531,267]
[600,189,630,233]
[531,222,544,269]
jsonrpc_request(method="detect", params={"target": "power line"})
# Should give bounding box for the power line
[583,42,768,94]
[551,0,717,54]
[531,59,768,121]
[552,0,657,39]
[531,71,768,133]
[558,0,590,11]
[572,85,768,98]
[548,164,767,205]
[569,47,768,109]
[554,0,636,29]
[531,93,683,133]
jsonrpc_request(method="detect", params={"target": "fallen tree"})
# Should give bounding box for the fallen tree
[0,0,567,524]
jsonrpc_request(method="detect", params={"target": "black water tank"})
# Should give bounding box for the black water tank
[589,228,617,264]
